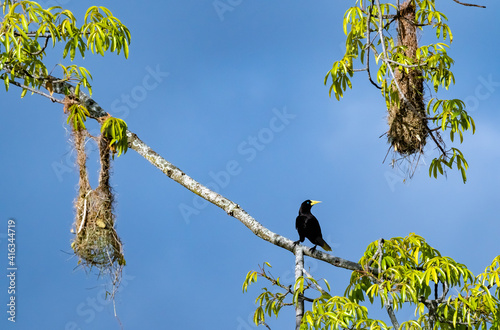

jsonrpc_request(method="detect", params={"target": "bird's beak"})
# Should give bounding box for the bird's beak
[310,200,321,205]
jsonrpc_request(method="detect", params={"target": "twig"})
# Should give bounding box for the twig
[365,5,382,89]
[29,35,50,56]
[259,322,271,330]
[258,265,295,293]
[373,0,407,103]
[428,130,447,157]
[451,0,485,8]
[302,268,330,297]
[384,58,425,68]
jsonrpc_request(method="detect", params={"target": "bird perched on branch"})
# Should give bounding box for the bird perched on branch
[293,200,331,252]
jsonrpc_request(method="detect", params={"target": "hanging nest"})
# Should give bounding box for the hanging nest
[71,125,125,271]
[387,0,428,155]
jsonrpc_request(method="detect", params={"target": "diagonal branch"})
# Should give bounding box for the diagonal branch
[7,74,368,274]
[428,129,447,157]
[451,0,485,8]
[8,79,63,103]
[127,130,368,272]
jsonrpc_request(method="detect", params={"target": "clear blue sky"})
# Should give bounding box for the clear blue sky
[1,1,499,329]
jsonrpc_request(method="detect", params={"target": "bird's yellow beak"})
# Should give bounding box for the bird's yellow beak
[310,200,321,205]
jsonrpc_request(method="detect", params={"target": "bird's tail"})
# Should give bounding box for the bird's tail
[318,237,332,252]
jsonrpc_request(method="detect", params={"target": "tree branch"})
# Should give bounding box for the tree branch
[127,130,366,271]
[294,247,304,330]
[438,281,449,303]
[377,238,383,274]
[259,321,271,330]
[8,75,371,274]
[372,238,400,329]
[451,0,485,8]
[419,281,450,329]
[8,79,63,104]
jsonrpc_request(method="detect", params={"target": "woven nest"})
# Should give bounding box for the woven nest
[71,128,125,270]
[387,0,428,155]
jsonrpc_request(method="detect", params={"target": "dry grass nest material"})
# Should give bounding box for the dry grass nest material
[71,127,125,272]
[73,190,125,268]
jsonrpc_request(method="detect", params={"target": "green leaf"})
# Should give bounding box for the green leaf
[323,279,331,292]
[123,39,129,58]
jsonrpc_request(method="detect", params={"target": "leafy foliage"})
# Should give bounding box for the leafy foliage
[243,262,294,326]
[0,1,132,304]
[0,1,130,96]
[66,102,89,130]
[244,234,500,329]
[101,117,128,157]
[325,0,475,182]
[1,0,131,152]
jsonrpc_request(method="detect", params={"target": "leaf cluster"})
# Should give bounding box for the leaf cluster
[346,234,499,329]
[305,296,388,330]
[349,234,471,301]
[66,102,89,130]
[244,234,500,329]
[100,117,128,157]
[325,0,475,182]
[0,1,130,96]
[243,262,295,326]
[427,98,475,182]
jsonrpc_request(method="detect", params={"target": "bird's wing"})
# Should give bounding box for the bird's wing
[296,215,307,231]
[305,215,322,237]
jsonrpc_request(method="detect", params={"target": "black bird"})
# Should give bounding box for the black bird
[294,200,331,252]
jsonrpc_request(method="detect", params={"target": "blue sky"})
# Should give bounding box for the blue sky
[0,1,499,329]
